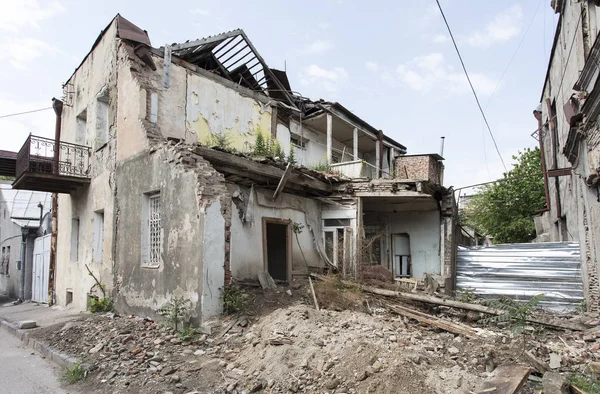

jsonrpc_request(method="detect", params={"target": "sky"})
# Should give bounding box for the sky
[0,0,558,189]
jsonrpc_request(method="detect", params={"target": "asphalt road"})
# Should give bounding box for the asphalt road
[0,328,73,394]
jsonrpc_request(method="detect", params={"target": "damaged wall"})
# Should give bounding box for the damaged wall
[113,145,227,322]
[229,186,324,280]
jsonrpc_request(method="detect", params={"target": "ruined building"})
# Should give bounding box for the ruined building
[535,0,600,309]
[7,15,456,321]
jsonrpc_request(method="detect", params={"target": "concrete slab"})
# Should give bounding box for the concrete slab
[0,301,83,329]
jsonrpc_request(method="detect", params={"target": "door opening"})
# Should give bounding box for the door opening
[264,219,290,282]
[392,233,411,278]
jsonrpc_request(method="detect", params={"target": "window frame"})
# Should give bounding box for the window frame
[141,192,162,268]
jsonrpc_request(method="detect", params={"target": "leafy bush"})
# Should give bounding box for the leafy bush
[205,132,232,150]
[177,324,201,341]
[481,294,544,335]
[88,296,112,313]
[63,361,85,384]
[288,147,297,165]
[156,296,191,331]
[221,285,245,315]
[455,287,481,304]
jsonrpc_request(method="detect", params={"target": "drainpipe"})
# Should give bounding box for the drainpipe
[533,107,551,211]
[19,232,26,300]
[49,98,63,306]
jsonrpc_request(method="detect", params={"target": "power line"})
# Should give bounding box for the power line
[0,107,52,120]
[434,0,507,172]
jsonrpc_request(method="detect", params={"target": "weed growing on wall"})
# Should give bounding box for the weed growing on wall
[205,131,232,151]
[221,285,245,315]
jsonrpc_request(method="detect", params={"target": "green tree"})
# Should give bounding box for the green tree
[465,147,545,243]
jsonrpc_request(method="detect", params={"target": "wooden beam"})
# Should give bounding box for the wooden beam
[477,365,532,394]
[353,127,359,160]
[547,168,572,177]
[387,303,479,339]
[273,163,293,200]
[192,146,332,193]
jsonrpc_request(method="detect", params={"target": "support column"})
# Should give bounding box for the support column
[390,147,396,178]
[375,140,380,178]
[326,113,333,165]
[353,127,358,160]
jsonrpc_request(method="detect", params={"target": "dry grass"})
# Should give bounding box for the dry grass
[313,275,367,312]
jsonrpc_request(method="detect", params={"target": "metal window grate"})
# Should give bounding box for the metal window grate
[148,194,161,265]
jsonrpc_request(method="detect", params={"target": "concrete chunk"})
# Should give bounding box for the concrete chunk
[17,320,37,329]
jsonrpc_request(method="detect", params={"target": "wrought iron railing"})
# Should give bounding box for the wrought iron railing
[16,135,91,180]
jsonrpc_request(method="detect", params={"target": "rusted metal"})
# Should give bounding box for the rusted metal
[547,168,572,177]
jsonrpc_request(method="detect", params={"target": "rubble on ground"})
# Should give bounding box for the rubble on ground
[29,280,600,393]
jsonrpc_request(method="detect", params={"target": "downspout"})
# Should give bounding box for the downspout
[533,107,551,211]
[19,232,26,300]
[48,98,63,306]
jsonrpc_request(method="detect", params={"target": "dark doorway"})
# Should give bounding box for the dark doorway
[265,222,289,281]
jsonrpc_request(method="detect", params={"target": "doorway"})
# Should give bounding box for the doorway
[263,218,291,282]
[392,233,411,278]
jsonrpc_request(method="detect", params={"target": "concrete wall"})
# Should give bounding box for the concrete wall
[113,147,218,322]
[229,187,324,280]
[0,206,22,299]
[364,209,441,279]
[55,20,119,311]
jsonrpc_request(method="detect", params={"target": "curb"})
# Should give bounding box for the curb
[0,318,80,370]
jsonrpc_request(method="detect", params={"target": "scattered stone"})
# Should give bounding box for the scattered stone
[542,371,569,394]
[17,320,37,329]
[389,335,397,343]
[286,289,293,296]
[170,374,180,383]
[447,347,460,355]
[89,343,104,354]
[549,353,561,369]
[131,347,143,355]
[325,378,340,389]
[160,366,176,376]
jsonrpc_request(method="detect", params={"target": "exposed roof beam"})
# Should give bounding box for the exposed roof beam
[171,29,244,52]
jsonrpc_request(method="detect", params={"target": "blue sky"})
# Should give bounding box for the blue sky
[0,0,557,188]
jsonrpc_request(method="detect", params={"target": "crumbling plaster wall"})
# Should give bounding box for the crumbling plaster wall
[56,20,119,311]
[0,210,23,299]
[229,187,324,280]
[364,209,441,279]
[113,146,226,322]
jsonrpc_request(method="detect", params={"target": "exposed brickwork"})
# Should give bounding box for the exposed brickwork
[582,198,600,311]
[395,155,442,184]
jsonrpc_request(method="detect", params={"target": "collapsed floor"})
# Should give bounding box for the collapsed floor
[29,278,600,394]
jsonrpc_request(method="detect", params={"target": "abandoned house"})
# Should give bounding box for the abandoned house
[534,0,600,310]
[0,180,51,301]
[6,15,456,322]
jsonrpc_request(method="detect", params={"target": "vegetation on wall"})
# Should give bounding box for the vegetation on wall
[464,147,545,243]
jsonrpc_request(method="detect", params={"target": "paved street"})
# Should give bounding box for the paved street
[0,328,72,394]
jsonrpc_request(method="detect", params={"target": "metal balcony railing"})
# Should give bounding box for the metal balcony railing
[16,135,91,180]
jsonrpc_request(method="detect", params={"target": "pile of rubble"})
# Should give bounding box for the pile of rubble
[30,281,600,394]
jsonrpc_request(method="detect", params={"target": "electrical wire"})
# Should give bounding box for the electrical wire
[0,107,53,119]
[434,0,507,172]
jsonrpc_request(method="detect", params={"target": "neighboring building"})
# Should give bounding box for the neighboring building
[9,15,457,322]
[0,181,51,300]
[456,193,493,247]
[535,0,600,310]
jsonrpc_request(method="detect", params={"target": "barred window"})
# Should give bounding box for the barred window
[148,195,161,265]
[142,192,162,267]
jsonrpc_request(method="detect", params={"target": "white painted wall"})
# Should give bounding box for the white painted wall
[202,202,225,318]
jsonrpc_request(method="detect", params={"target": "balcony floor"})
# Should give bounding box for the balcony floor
[12,172,90,193]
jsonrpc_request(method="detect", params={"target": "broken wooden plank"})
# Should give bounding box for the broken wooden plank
[273,163,293,200]
[478,364,532,394]
[524,350,549,373]
[387,303,479,339]
[258,271,277,291]
[328,278,587,331]
[268,337,293,345]
[309,277,320,312]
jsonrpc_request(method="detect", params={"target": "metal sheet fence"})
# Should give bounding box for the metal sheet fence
[456,242,583,311]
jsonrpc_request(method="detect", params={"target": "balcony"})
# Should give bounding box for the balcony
[13,135,91,193]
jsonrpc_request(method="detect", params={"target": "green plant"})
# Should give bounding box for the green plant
[576,299,588,313]
[288,147,297,165]
[455,287,480,303]
[254,130,268,157]
[312,161,331,172]
[569,374,600,394]
[205,131,232,150]
[273,139,285,161]
[221,285,245,315]
[63,361,85,384]
[156,296,191,331]
[88,296,112,313]
[177,324,201,341]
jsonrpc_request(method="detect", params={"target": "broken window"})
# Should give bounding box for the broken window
[95,93,109,150]
[76,109,87,145]
[290,133,307,149]
[70,218,79,262]
[93,211,104,263]
[142,192,162,267]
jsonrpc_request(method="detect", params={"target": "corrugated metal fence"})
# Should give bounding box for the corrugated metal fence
[456,242,583,311]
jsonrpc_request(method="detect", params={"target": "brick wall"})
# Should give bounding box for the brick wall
[395,155,442,184]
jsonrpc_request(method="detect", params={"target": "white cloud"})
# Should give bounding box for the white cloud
[0,0,64,32]
[300,64,348,93]
[432,34,450,44]
[190,8,210,16]
[300,40,333,55]
[0,37,60,70]
[396,53,495,96]
[366,61,378,72]
[465,5,523,48]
